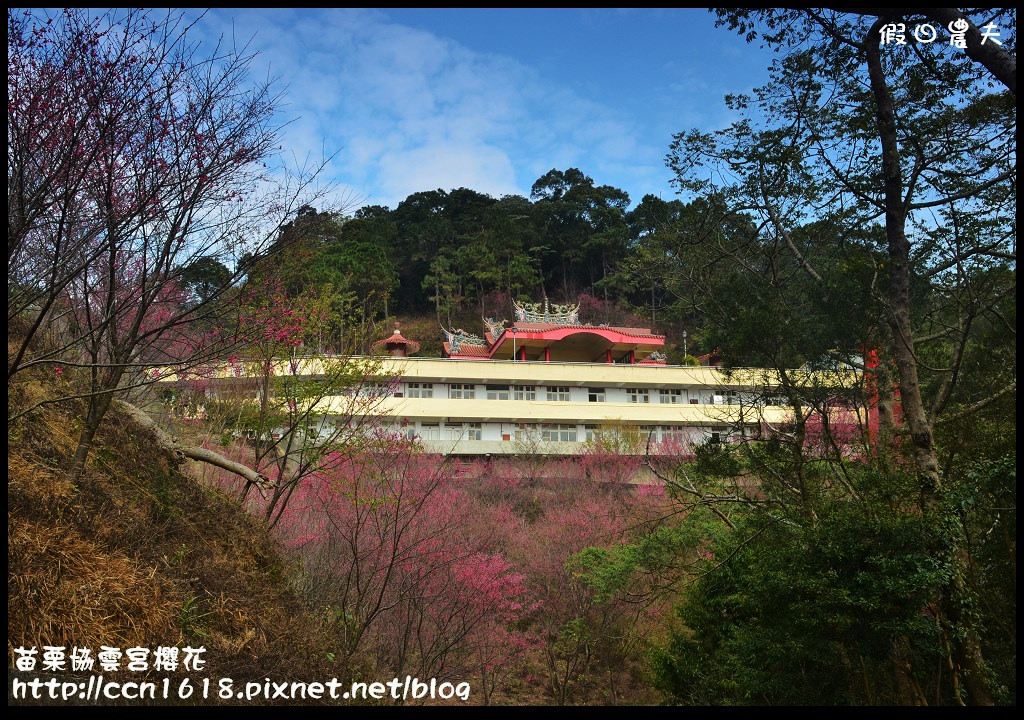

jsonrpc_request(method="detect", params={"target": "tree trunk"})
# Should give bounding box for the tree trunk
[866,21,993,705]
[69,390,115,479]
[874,344,897,470]
[111,398,274,491]
[865,23,942,505]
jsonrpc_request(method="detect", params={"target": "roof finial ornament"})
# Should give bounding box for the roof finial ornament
[371,322,420,357]
[512,297,580,325]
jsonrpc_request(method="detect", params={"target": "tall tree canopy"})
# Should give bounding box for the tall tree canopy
[8,8,327,478]
[644,8,1015,705]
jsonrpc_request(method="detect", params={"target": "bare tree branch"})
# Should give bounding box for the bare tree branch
[933,383,1017,428]
[112,397,274,491]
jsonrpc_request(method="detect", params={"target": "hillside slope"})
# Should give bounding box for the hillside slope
[8,369,332,704]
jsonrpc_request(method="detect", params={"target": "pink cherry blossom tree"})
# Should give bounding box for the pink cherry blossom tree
[177,278,393,526]
[268,438,531,690]
[7,9,333,479]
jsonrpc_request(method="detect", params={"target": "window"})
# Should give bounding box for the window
[345,382,388,398]
[689,398,699,404]
[661,426,687,443]
[515,423,540,440]
[420,423,440,441]
[449,383,475,399]
[710,431,722,444]
[660,389,682,404]
[546,386,571,402]
[626,388,650,404]
[713,389,739,405]
[446,423,481,441]
[362,382,391,397]
[446,426,481,442]
[588,387,606,403]
[407,382,433,398]
[542,424,577,442]
[584,424,599,441]
[513,385,536,401]
[486,384,510,400]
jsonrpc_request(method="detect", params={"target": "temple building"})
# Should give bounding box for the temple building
[347,300,800,456]
[163,300,858,458]
[441,300,667,365]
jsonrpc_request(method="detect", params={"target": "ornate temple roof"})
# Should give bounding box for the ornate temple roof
[371,322,421,356]
[512,298,579,325]
[443,298,667,363]
[442,327,489,357]
[442,342,491,358]
[507,322,661,339]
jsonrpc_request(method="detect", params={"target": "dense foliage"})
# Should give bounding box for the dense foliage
[241,177,724,362]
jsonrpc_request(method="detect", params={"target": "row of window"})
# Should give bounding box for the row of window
[391,422,725,445]
[626,388,740,404]
[523,424,710,443]
[416,422,483,441]
[340,381,394,398]
[405,383,739,404]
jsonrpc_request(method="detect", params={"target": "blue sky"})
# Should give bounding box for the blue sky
[190,8,774,212]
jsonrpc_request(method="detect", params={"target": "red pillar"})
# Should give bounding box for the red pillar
[544,346,550,363]
[606,349,612,364]
[864,347,879,450]
[518,346,526,361]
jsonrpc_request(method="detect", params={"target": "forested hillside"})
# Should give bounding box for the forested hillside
[236,174,707,363]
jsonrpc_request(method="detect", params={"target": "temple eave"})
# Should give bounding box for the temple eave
[441,300,666,363]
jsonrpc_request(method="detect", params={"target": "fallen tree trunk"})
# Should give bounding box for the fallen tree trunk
[112,398,275,492]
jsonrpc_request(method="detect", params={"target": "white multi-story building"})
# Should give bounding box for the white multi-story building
[344,300,800,456]
[169,300,858,457]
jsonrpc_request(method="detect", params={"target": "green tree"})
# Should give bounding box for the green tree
[317,217,398,323]
[640,9,1014,705]
[391,189,455,313]
[654,503,953,705]
[531,168,631,299]
[180,257,231,307]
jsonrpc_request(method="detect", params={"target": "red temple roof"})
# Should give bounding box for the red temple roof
[372,323,421,356]
[503,322,662,340]
[442,343,490,358]
[444,320,666,363]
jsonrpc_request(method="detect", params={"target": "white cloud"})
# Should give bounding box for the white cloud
[195,8,664,210]
[377,143,520,204]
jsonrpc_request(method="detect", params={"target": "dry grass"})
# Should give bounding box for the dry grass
[8,515,176,650]
[8,353,334,704]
